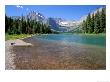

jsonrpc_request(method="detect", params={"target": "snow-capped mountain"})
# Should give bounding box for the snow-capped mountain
[58,20,78,32]
[26,11,46,23]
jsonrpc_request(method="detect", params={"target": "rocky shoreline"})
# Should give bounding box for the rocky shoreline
[5,39,33,70]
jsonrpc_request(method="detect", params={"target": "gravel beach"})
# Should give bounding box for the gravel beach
[5,40,16,69]
[5,39,33,70]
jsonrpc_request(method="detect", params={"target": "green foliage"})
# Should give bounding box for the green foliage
[82,20,87,33]
[90,13,94,33]
[5,33,33,40]
[86,13,91,33]
[81,7,106,34]
[5,15,52,35]
[100,7,106,33]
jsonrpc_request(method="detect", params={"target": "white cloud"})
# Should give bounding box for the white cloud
[16,5,23,9]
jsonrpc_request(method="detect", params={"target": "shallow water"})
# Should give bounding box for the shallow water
[13,34,106,69]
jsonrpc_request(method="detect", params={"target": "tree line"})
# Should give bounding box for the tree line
[81,7,106,34]
[5,15,52,35]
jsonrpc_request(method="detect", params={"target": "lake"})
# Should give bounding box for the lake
[13,34,106,69]
[33,34,106,47]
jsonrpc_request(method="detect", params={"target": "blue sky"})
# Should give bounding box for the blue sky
[5,5,105,21]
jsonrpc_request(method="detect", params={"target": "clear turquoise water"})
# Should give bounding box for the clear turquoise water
[33,34,106,47]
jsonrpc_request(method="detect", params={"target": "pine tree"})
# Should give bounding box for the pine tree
[100,7,106,33]
[90,13,94,33]
[94,10,100,33]
[82,20,87,33]
[86,13,91,33]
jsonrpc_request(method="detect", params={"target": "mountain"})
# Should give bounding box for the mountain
[26,11,48,24]
[47,18,60,31]
[59,20,79,31]
[26,11,45,21]
[11,11,46,23]
[47,18,72,32]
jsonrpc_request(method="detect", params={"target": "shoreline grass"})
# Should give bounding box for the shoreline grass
[5,34,35,41]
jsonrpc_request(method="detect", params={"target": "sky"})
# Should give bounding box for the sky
[5,5,105,21]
